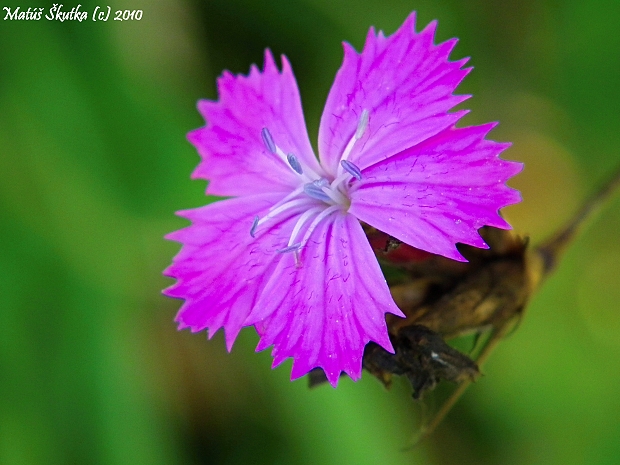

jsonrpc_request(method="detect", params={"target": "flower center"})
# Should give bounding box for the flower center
[251,110,369,265]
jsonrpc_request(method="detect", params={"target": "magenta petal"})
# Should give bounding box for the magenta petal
[318,12,471,175]
[349,124,522,261]
[245,213,404,387]
[168,12,525,388]
[189,50,322,197]
[164,193,307,350]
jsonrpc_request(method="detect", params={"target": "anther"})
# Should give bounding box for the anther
[250,215,259,237]
[303,182,333,203]
[340,160,363,181]
[261,127,276,154]
[355,109,369,140]
[287,153,303,175]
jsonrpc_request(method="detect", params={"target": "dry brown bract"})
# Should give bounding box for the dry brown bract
[309,166,620,437]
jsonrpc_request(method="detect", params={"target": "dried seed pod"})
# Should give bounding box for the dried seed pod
[309,166,620,436]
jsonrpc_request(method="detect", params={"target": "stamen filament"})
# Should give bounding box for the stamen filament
[339,134,357,165]
[257,198,315,227]
[277,243,301,254]
[262,127,303,173]
[260,128,323,181]
[274,146,290,164]
[355,109,369,140]
[287,206,324,246]
[337,109,369,175]
[268,185,305,211]
[330,171,351,191]
[274,146,321,181]
[320,185,348,205]
[299,205,341,248]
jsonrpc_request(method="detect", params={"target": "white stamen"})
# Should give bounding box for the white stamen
[274,146,289,163]
[262,129,294,169]
[339,133,358,165]
[320,185,348,205]
[298,205,341,248]
[330,171,351,191]
[257,198,315,228]
[277,243,301,253]
[287,206,324,246]
[261,128,322,181]
[273,145,321,181]
[338,109,369,169]
[267,185,305,212]
[355,109,369,140]
[253,115,369,261]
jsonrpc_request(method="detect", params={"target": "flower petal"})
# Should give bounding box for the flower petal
[318,12,471,175]
[164,193,309,350]
[188,49,321,197]
[245,213,404,387]
[349,124,522,261]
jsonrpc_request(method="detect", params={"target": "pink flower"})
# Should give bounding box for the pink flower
[164,12,522,386]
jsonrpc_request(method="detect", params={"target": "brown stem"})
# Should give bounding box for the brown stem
[536,165,620,276]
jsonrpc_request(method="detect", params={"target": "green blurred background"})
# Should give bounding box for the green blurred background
[2,0,620,464]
